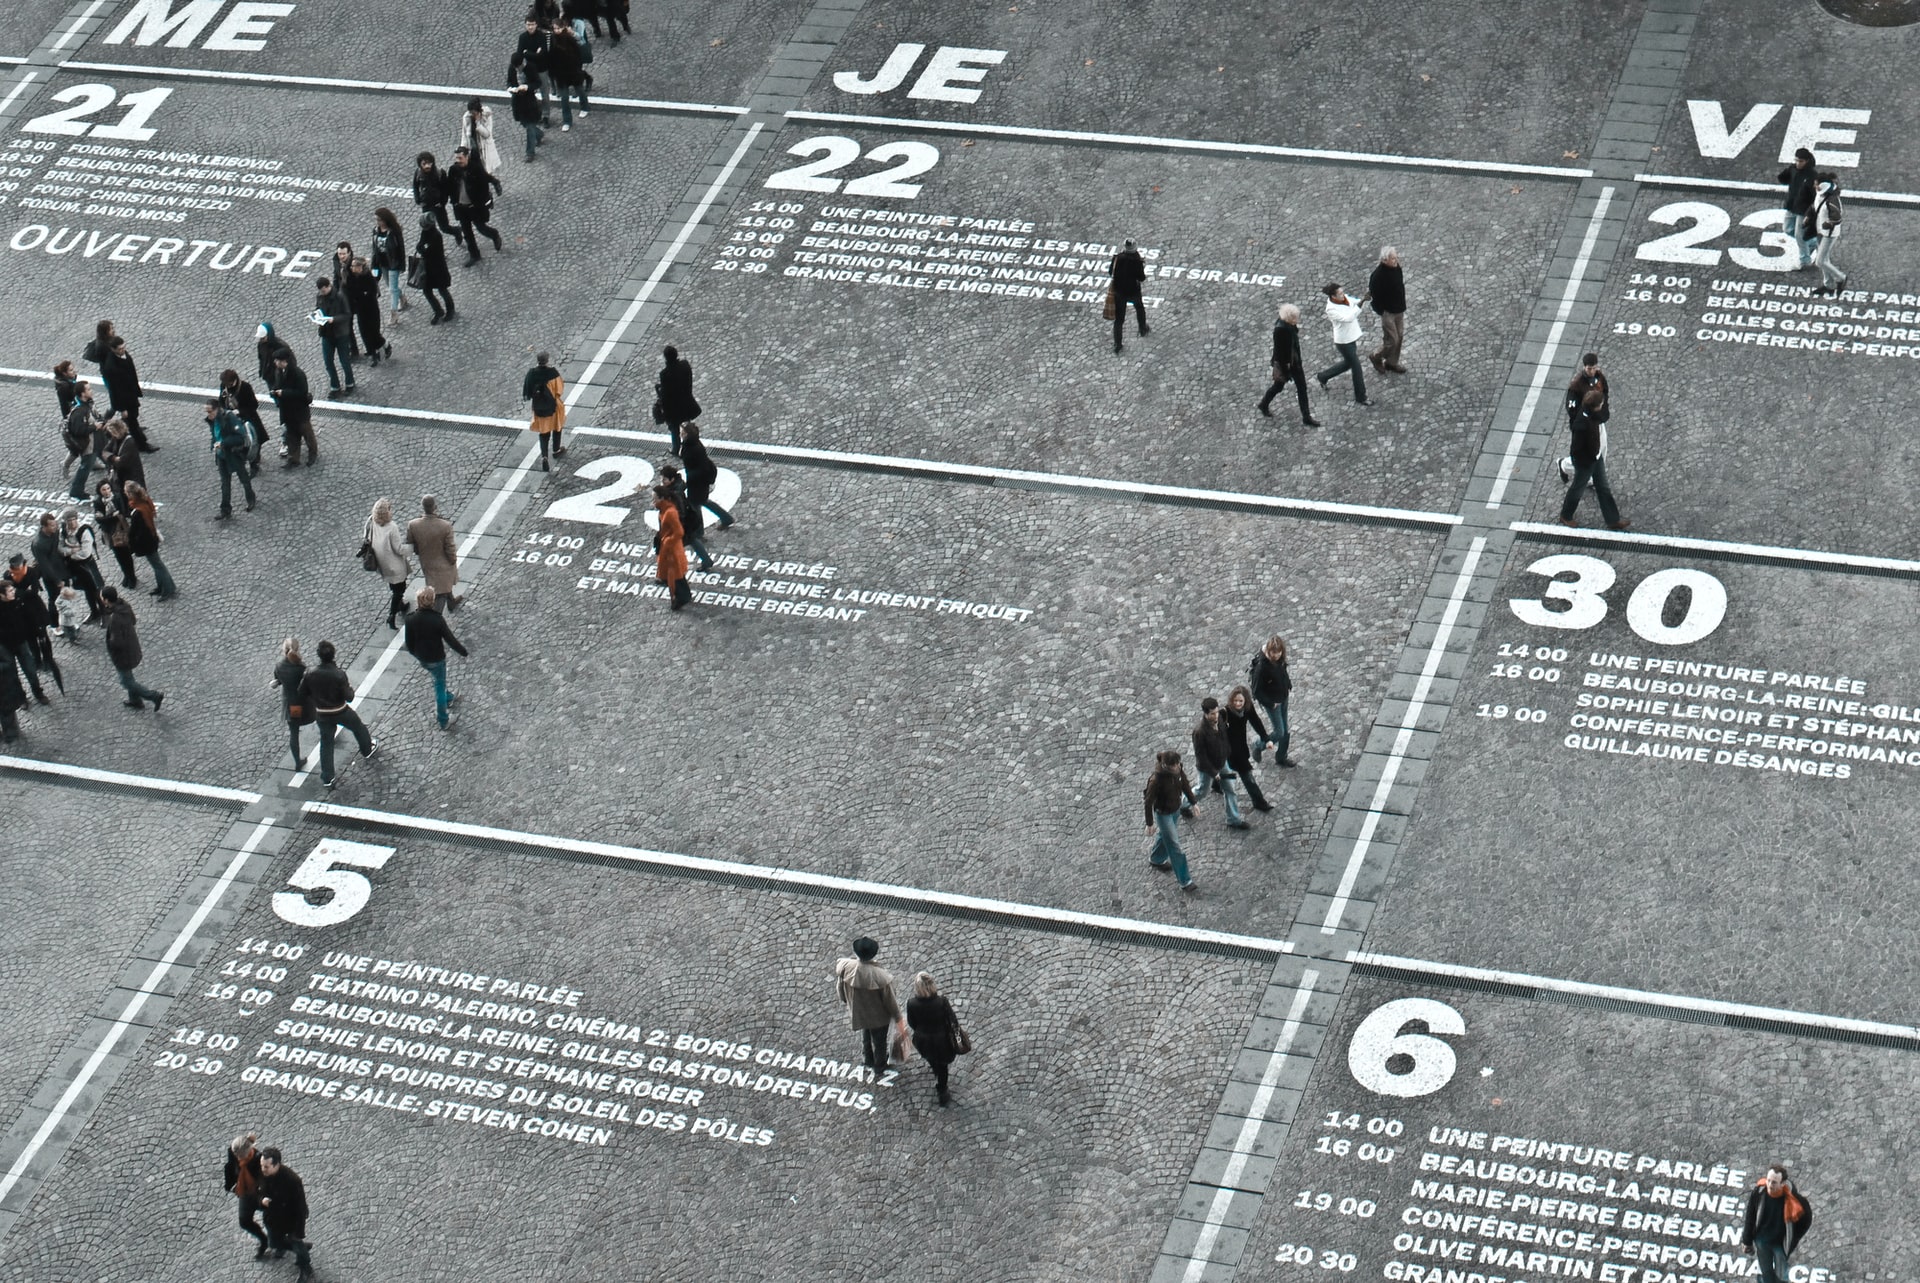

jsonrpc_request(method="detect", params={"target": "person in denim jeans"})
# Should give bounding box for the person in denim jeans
[1741,1165,1813,1283]
[1142,750,1200,890]
[403,587,467,729]
[1248,635,1295,767]
[1191,697,1249,829]
[311,278,355,397]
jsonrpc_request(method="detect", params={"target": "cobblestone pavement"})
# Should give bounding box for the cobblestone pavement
[1,0,1917,1280]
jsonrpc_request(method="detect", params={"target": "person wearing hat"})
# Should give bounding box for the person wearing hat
[834,937,904,1077]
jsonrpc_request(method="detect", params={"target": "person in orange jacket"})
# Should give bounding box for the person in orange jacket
[653,484,690,610]
[1741,1164,1813,1283]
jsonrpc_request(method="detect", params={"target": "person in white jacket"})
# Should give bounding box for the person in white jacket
[364,497,413,630]
[1314,282,1371,406]
[458,100,502,175]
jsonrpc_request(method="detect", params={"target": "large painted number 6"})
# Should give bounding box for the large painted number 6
[1348,998,1464,1098]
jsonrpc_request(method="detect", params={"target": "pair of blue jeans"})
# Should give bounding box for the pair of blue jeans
[141,551,177,598]
[116,665,161,705]
[414,656,451,726]
[1254,699,1290,763]
[1781,209,1814,267]
[1148,809,1191,884]
[319,332,355,392]
[1752,1242,1790,1283]
[1194,769,1244,823]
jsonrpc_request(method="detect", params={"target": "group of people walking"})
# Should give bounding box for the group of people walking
[1141,636,1296,891]
[834,936,969,1107]
[224,1135,315,1280]
[1778,147,1849,296]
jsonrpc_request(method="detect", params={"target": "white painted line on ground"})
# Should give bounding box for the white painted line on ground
[306,801,1297,956]
[1510,521,1920,575]
[1484,186,1615,509]
[1180,970,1319,1281]
[0,754,260,804]
[1321,536,1486,935]
[49,0,112,53]
[57,60,746,115]
[1635,172,1920,208]
[0,71,40,114]
[1347,950,1920,1041]
[787,110,1594,179]
[571,121,765,394]
[0,817,276,1207]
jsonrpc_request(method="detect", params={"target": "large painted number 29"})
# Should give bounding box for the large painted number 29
[540,454,743,529]
[1509,555,1727,646]
[271,839,394,928]
[24,84,173,141]
[1349,998,1464,1098]
[765,135,941,199]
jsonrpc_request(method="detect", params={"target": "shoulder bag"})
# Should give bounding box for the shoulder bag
[948,998,971,1055]
[357,520,381,573]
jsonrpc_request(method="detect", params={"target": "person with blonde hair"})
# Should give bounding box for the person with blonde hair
[1258,303,1319,425]
[906,972,968,1107]
[271,637,312,765]
[223,1131,268,1258]
[364,497,412,628]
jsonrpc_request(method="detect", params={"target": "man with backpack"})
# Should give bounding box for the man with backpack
[206,400,257,520]
[1806,173,1847,297]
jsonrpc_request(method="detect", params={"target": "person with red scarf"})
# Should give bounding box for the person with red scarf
[1741,1164,1813,1283]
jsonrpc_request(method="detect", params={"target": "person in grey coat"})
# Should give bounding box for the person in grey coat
[102,586,164,710]
[835,936,904,1077]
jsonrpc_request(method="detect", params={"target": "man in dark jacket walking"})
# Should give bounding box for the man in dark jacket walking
[1777,148,1818,270]
[403,587,468,729]
[99,337,156,452]
[1191,697,1249,829]
[1257,303,1320,425]
[1109,238,1148,352]
[256,1148,314,1281]
[1368,247,1409,373]
[269,351,319,465]
[1741,1164,1812,1283]
[516,17,553,123]
[312,278,355,398]
[412,152,455,234]
[450,147,504,264]
[206,400,257,518]
[101,586,163,710]
[679,423,734,530]
[655,345,698,455]
[299,640,375,787]
[1557,386,1627,530]
[0,579,54,705]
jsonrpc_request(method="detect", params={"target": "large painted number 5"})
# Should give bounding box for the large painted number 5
[272,839,394,928]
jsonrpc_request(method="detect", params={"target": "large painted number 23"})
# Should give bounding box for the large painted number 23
[271,840,394,928]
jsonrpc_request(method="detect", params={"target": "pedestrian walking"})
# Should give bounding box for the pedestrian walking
[411,214,456,324]
[345,259,390,366]
[458,98,503,173]
[449,147,504,265]
[1108,238,1149,352]
[0,653,23,743]
[364,498,412,628]
[679,423,734,530]
[405,494,461,610]
[1741,1165,1813,1283]
[1192,697,1250,829]
[218,369,266,476]
[1567,352,1608,419]
[208,400,257,519]
[93,481,138,589]
[1248,635,1295,767]
[653,345,698,455]
[403,587,467,729]
[224,1133,269,1259]
[834,937,905,1078]
[272,637,313,767]
[299,640,375,789]
[568,11,597,95]
[657,463,710,572]
[602,0,631,40]
[122,481,177,598]
[372,208,409,320]
[104,417,144,499]
[80,319,115,371]
[268,351,319,465]
[327,242,362,356]
[653,483,691,610]
[256,321,291,384]
[1257,303,1320,425]
[29,511,70,601]
[99,336,156,451]
[516,18,553,122]
[1777,148,1818,270]
[53,359,80,422]
[1315,282,1371,405]
[1368,247,1408,373]
[547,19,589,128]
[100,586,163,710]
[311,278,356,398]
[1807,173,1847,297]
[1557,385,1628,530]
[1143,749,1200,890]
[58,508,105,618]
[412,152,456,235]
[522,352,567,470]
[0,580,54,706]
[62,381,107,497]
[509,55,546,160]
[905,972,968,1107]
[255,1148,314,1281]
[567,0,607,38]
[1222,688,1274,811]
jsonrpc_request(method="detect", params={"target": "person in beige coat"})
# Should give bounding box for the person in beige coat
[365,497,412,629]
[835,936,904,1077]
[405,494,461,611]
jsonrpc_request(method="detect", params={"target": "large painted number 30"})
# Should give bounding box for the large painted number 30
[1348,998,1464,1098]
[1509,555,1727,645]
[271,839,394,928]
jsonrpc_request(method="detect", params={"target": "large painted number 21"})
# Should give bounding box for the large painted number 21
[24,84,173,142]
[271,839,394,928]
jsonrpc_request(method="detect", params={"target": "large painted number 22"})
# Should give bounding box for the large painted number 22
[765,135,941,199]
[271,839,394,928]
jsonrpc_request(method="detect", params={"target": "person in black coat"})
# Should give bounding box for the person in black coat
[1248,635,1294,767]
[1557,386,1627,531]
[413,214,456,322]
[1108,238,1148,352]
[100,586,163,710]
[678,423,734,530]
[1222,687,1274,811]
[1777,148,1818,270]
[53,360,79,421]
[1367,247,1408,373]
[905,972,966,1106]
[344,259,390,365]
[98,337,155,451]
[449,147,503,264]
[92,480,139,588]
[224,1134,269,1258]
[371,208,408,317]
[515,17,553,122]
[509,55,546,160]
[219,367,266,475]
[1191,697,1250,829]
[655,345,699,455]
[0,579,53,704]
[412,151,455,234]
[271,637,312,765]
[255,322,291,384]
[1257,303,1320,426]
[0,644,23,743]
[546,21,589,126]
[256,1149,313,1280]
[268,351,318,465]
[403,587,468,729]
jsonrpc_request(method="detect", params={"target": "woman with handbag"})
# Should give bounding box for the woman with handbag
[91,480,138,589]
[363,498,413,628]
[122,481,176,600]
[271,638,314,767]
[907,973,968,1107]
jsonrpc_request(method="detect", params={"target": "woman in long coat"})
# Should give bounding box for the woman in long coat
[365,497,412,628]
[653,485,689,611]
[906,972,964,1107]
[521,353,566,470]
